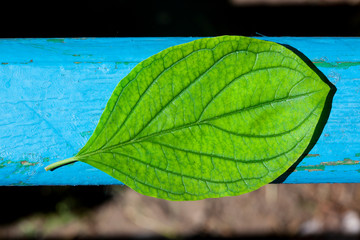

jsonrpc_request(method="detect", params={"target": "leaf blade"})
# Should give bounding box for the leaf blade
[54,36,331,200]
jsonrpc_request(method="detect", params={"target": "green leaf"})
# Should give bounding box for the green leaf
[46,36,332,200]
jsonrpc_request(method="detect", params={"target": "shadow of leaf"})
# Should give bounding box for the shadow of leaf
[272,44,337,183]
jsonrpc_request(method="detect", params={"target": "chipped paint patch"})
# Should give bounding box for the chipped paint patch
[323,158,359,166]
[20,161,37,166]
[296,158,360,172]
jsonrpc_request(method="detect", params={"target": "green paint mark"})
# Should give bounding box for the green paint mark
[296,164,325,172]
[296,158,360,172]
[115,61,138,69]
[47,38,65,43]
[74,61,102,64]
[313,60,360,69]
[356,153,360,157]
[80,131,93,137]
[43,157,50,162]
[115,61,134,65]
[305,154,320,158]
[0,158,11,169]
[11,181,31,186]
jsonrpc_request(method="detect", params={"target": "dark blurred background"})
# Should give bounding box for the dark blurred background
[1,0,360,239]
[1,0,360,37]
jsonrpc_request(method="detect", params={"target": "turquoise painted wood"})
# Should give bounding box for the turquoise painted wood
[0,37,359,186]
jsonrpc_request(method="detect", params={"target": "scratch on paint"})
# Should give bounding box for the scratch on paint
[296,158,360,172]
[21,102,77,152]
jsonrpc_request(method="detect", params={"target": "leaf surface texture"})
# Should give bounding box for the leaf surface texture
[65,36,331,200]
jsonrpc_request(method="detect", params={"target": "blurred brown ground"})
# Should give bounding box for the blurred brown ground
[1,184,360,238]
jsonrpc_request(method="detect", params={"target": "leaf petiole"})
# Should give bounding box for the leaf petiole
[45,157,78,171]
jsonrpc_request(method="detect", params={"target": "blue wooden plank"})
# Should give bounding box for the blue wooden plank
[0,37,359,185]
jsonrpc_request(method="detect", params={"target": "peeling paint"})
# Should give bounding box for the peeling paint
[296,158,360,172]
[323,158,359,166]
[20,161,37,166]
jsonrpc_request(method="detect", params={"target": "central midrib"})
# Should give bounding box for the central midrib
[76,89,323,161]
